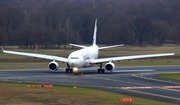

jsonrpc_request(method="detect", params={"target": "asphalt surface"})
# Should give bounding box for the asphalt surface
[0,66,180,104]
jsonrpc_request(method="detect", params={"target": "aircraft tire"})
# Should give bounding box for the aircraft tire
[98,69,105,74]
[70,69,73,73]
[97,69,100,73]
[65,68,68,73]
[65,68,70,73]
[102,69,105,73]
[73,72,78,75]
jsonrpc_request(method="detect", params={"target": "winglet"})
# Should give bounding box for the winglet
[174,49,179,55]
[0,46,4,52]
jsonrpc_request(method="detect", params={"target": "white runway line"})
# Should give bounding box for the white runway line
[114,69,155,72]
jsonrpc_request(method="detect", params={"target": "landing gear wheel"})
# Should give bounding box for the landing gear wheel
[70,69,73,73]
[98,69,100,73]
[73,72,78,75]
[97,69,105,74]
[65,68,73,73]
[66,68,70,73]
[97,63,105,74]
[102,69,105,73]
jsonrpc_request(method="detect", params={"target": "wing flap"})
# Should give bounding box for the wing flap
[91,53,175,63]
[1,48,68,62]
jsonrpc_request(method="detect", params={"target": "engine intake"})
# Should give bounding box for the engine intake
[105,62,115,71]
[48,61,59,71]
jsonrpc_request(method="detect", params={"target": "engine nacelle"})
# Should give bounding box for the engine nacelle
[105,62,115,71]
[48,61,59,71]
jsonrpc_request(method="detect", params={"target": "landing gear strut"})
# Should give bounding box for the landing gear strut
[66,63,73,73]
[97,63,105,74]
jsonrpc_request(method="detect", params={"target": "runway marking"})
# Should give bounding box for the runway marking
[84,75,145,86]
[121,86,180,91]
[132,74,180,85]
[124,89,180,101]
[131,74,180,92]
[1,75,69,79]
[114,69,155,72]
[84,75,180,93]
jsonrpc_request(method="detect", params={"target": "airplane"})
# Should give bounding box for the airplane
[1,19,175,75]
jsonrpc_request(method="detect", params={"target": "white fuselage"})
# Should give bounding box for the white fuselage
[68,45,99,68]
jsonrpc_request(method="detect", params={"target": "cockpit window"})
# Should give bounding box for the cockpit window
[70,57,79,59]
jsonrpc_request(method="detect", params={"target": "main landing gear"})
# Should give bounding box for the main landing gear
[97,63,105,74]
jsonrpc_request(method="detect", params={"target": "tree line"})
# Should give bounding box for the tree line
[0,0,180,49]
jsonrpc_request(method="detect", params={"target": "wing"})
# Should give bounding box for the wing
[1,47,68,62]
[69,43,87,48]
[99,44,125,49]
[91,53,175,63]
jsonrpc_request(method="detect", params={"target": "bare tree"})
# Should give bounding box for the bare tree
[0,0,180,47]
[132,15,153,46]
[0,27,4,45]
[153,22,169,45]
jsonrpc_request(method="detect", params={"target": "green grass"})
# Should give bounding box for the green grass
[0,62,48,70]
[0,82,176,105]
[157,73,180,80]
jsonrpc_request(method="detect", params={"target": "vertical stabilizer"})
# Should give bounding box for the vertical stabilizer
[92,19,98,46]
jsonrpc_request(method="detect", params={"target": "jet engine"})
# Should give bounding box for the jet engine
[48,61,59,71]
[105,62,115,71]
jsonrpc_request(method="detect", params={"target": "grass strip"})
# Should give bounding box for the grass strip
[0,82,176,105]
[157,73,180,80]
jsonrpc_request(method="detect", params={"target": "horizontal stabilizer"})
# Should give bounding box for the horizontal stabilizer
[99,44,125,49]
[69,43,87,48]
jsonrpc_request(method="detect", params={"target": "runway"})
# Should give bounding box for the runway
[0,66,180,104]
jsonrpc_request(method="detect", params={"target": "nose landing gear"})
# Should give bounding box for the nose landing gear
[65,63,79,75]
[65,68,73,73]
[65,68,78,75]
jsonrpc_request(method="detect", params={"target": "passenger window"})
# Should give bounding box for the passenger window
[70,57,78,59]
